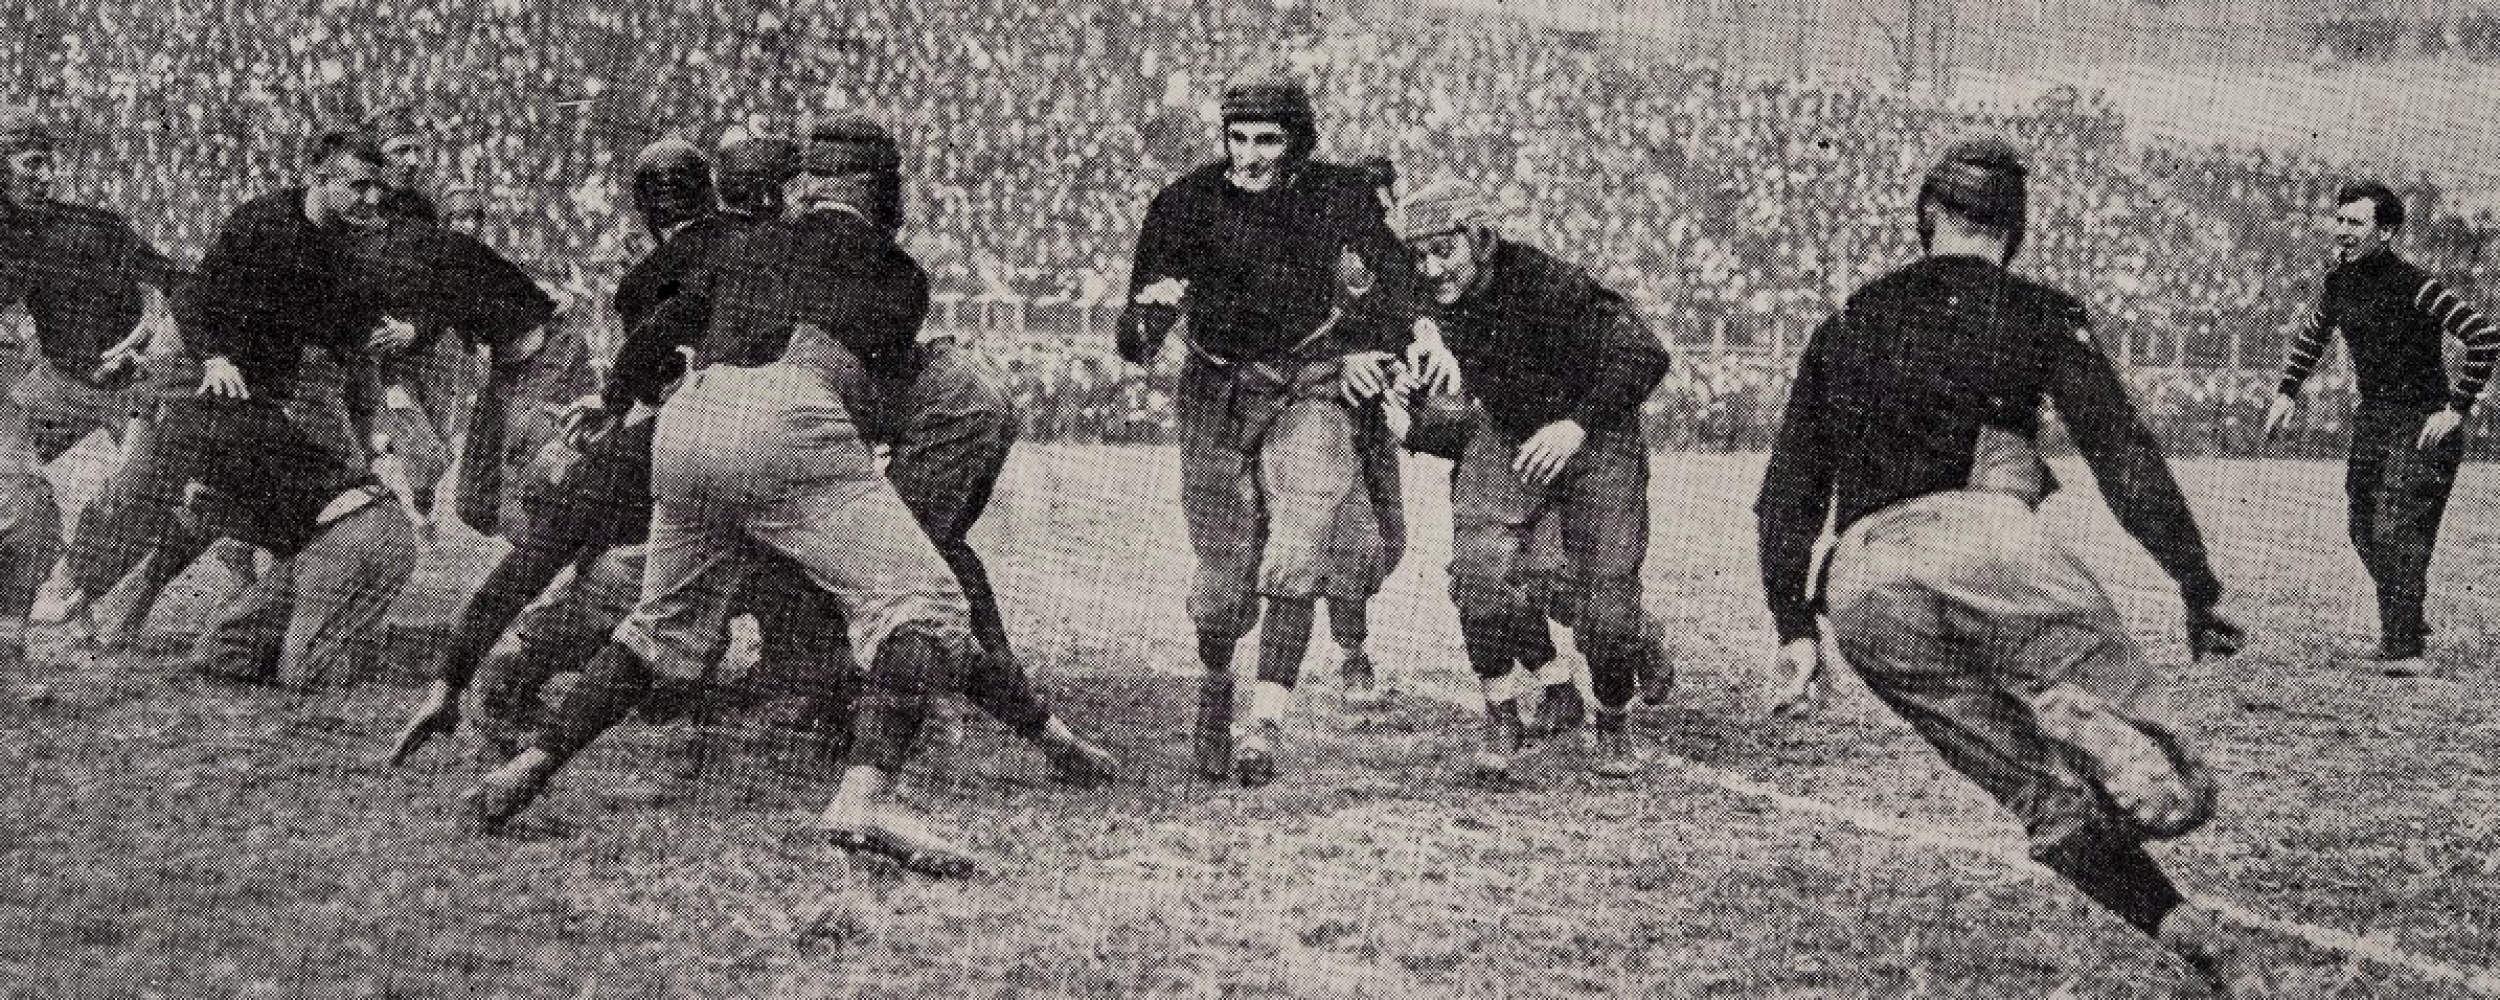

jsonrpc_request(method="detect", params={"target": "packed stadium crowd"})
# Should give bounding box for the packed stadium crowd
[5,0,2495,456]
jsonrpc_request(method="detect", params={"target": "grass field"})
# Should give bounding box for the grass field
[3,445,2498,999]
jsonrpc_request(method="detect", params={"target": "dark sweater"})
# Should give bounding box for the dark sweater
[176,188,382,397]
[688,207,929,381]
[1756,255,2221,643]
[1426,240,1670,436]
[356,222,554,356]
[2278,247,2500,414]
[603,212,750,411]
[156,395,374,557]
[1124,160,1412,362]
[0,199,180,379]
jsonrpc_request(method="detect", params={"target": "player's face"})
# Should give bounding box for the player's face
[2333,199,2389,261]
[313,153,387,228]
[382,135,431,189]
[1414,230,1481,305]
[1225,123,1290,192]
[3,149,56,207]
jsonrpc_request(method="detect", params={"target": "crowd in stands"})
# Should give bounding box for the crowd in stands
[2306,4,2500,63]
[5,0,2496,458]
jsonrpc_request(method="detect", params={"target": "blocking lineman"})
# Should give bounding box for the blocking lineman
[1756,135,2278,995]
[469,118,1109,877]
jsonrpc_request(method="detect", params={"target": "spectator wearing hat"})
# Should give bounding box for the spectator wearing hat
[0,103,182,662]
[1117,74,1453,787]
[1755,135,2276,995]
[1392,176,1670,781]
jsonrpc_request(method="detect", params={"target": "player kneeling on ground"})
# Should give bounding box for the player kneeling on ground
[1754,135,2277,995]
[1388,177,1671,782]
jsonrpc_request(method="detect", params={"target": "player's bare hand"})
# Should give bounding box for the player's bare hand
[1769,638,1826,719]
[1404,326,1461,397]
[2417,407,2464,449]
[197,356,249,399]
[1134,278,1188,307]
[1340,350,1398,404]
[2261,392,2297,440]
[561,402,615,449]
[497,324,548,366]
[1512,419,1587,486]
[367,317,420,356]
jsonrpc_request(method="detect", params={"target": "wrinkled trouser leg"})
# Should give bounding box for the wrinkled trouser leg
[881,344,1051,737]
[1553,429,1650,711]
[1824,491,2183,859]
[187,502,417,689]
[4,366,124,618]
[1449,423,1546,681]
[2349,403,2460,654]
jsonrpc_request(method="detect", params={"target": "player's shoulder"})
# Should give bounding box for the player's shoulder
[1160,162,1232,199]
[36,200,135,232]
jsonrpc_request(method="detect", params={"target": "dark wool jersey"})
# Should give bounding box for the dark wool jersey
[1126,160,1413,362]
[2278,248,2500,413]
[1756,255,2222,642]
[1425,240,1671,436]
[176,188,384,396]
[156,395,375,557]
[688,207,929,381]
[0,199,179,379]
[356,223,554,355]
[379,186,439,226]
[603,212,751,411]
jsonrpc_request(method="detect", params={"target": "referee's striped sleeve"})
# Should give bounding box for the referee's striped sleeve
[2276,302,2334,398]
[2420,278,2500,412]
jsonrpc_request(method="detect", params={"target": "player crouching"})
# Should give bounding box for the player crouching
[1388,178,1671,782]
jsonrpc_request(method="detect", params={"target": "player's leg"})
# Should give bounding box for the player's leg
[1517,513,1585,737]
[2342,405,2395,651]
[1449,422,1545,782]
[738,457,985,875]
[1327,405,1404,704]
[881,344,1111,785]
[391,421,653,764]
[1824,499,2190,934]
[1945,500,2217,839]
[1556,428,1651,778]
[276,498,417,690]
[1175,363,1263,780]
[0,402,65,664]
[2365,418,2463,669]
[468,386,748,833]
[1238,396,1361,786]
[0,364,125,659]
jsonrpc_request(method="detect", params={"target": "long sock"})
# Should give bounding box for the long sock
[1254,597,1316,688]
[2039,835,2187,938]
[1198,633,1235,673]
[1327,597,1369,650]
[534,642,652,759]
